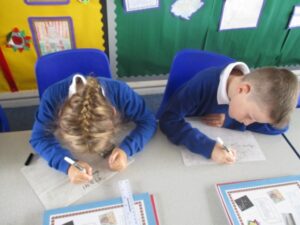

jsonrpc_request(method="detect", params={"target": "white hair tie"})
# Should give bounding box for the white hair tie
[68,74,106,98]
[68,74,87,98]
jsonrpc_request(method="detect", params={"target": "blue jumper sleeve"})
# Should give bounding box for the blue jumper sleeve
[111,82,157,156]
[30,85,73,174]
[246,123,288,135]
[159,79,216,159]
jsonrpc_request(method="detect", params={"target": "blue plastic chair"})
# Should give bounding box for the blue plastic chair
[0,105,10,132]
[156,49,235,118]
[35,48,112,98]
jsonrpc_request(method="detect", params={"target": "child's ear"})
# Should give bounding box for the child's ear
[238,82,251,94]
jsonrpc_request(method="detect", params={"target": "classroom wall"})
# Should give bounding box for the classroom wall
[0,0,105,93]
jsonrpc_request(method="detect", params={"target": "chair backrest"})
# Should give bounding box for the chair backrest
[156,49,235,118]
[35,48,112,98]
[0,105,10,132]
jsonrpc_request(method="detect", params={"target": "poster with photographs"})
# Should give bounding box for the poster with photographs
[29,17,75,57]
[217,175,300,225]
[43,193,159,225]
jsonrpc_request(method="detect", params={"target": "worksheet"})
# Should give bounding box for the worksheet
[21,155,134,209]
[180,119,265,166]
[22,123,136,209]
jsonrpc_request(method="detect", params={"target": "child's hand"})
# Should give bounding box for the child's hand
[67,161,93,184]
[200,113,225,127]
[211,143,237,164]
[108,148,128,171]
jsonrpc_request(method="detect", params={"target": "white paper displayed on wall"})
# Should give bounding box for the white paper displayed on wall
[219,0,265,31]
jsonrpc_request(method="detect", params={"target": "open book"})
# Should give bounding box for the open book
[216,175,300,225]
[43,193,159,225]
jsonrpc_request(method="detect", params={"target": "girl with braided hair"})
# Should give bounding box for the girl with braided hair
[30,74,157,184]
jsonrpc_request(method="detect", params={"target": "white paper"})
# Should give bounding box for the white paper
[288,6,300,28]
[219,0,264,30]
[21,156,134,209]
[171,0,204,20]
[124,0,159,12]
[180,118,265,166]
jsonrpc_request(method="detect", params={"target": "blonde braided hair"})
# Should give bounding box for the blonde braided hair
[55,76,121,154]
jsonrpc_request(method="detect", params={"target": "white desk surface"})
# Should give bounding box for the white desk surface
[1,129,300,225]
[284,108,300,156]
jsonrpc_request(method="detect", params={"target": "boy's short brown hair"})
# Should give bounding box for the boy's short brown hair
[243,67,299,128]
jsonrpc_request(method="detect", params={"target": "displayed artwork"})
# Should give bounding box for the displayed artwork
[28,17,76,57]
[6,27,31,52]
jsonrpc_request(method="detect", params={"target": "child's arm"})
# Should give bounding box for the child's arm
[158,79,218,159]
[112,82,157,157]
[246,123,288,135]
[30,83,74,174]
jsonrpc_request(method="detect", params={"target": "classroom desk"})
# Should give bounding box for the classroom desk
[283,108,300,157]
[0,129,300,225]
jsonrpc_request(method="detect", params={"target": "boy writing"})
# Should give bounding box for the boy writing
[159,62,299,164]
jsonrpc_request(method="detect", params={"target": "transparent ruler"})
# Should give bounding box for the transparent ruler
[118,179,140,225]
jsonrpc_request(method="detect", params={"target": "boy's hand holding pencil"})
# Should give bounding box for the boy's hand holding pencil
[211,137,237,164]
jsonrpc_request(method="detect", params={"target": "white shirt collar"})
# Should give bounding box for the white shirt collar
[217,62,250,104]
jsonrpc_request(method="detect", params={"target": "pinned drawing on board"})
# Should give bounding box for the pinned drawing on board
[6,28,31,52]
[171,0,204,20]
[288,5,300,29]
[123,0,159,13]
[219,0,265,31]
[28,17,76,57]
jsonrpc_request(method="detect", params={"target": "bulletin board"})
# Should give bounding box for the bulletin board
[0,1,105,92]
[115,0,300,78]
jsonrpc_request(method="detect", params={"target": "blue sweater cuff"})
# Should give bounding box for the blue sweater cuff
[189,139,216,159]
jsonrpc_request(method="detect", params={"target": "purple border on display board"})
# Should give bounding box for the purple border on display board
[24,0,69,5]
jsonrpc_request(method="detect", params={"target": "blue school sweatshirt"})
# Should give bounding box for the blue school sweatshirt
[30,76,157,173]
[159,66,287,159]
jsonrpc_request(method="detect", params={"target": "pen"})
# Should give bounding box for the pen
[64,156,86,173]
[216,137,232,154]
[24,153,35,166]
